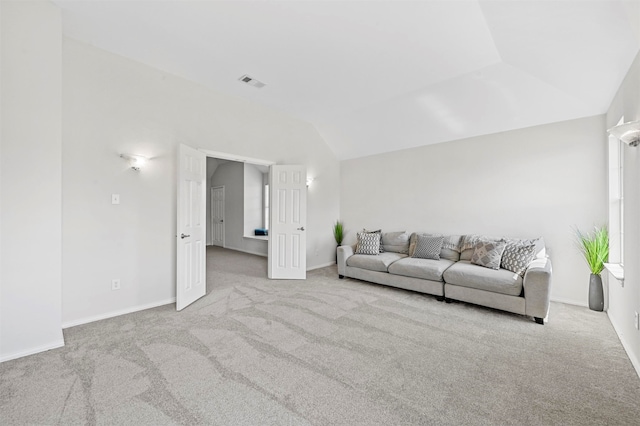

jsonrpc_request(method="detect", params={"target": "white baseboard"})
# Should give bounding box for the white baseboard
[0,339,65,363]
[307,261,336,271]
[62,298,176,329]
[607,312,640,379]
[550,296,588,308]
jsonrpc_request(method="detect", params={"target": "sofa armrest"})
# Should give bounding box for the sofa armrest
[523,257,552,320]
[337,245,355,276]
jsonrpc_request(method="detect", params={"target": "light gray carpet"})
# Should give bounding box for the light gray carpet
[1,246,639,425]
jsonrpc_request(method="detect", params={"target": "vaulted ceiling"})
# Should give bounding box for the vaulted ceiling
[53,0,640,160]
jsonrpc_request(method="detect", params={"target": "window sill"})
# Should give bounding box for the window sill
[604,263,624,281]
[244,235,268,241]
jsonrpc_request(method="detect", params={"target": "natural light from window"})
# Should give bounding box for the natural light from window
[607,116,624,279]
[264,184,270,231]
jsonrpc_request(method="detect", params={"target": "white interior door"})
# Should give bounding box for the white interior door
[176,144,206,310]
[268,165,307,279]
[211,186,225,247]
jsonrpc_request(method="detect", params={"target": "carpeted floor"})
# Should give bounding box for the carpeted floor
[1,246,639,425]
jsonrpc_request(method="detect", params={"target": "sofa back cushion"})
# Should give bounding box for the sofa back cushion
[381,231,410,254]
[409,233,462,261]
[460,249,473,261]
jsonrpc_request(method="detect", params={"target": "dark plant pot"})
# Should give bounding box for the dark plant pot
[589,273,604,312]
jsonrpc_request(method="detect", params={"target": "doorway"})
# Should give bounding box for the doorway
[177,145,307,311]
[205,157,270,257]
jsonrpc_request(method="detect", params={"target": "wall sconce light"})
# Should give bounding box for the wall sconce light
[608,120,640,147]
[120,154,148,171]
[306,177,315,187]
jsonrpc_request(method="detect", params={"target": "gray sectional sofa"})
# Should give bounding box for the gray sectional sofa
[337,232,552,324]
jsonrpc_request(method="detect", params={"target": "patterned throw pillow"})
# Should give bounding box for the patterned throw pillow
[470,239,507,270]
[363,228,384,253]
[355,232,381,255]
[409,233,434,257]
[501,243,537,276]
[412,235,445,260]
[461,234,501,251]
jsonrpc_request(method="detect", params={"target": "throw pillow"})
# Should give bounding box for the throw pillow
[461,234,500,251]
[501,242,537,277]
[355,232,381,255]
[409,233,462,260]
[506,237,544,259]
[470,239,507,270]
[412,235,445,260]
[409,233,435,257]
[363,228,384,253]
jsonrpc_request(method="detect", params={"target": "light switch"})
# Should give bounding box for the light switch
[112,194,120,205]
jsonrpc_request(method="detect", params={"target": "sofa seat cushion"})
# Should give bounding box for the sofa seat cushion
[443,261,523,296]
[388,257,455,282]
[346,252,407,272]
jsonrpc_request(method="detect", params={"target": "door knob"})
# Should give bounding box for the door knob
[297,227,305,231]
[181,233,191,239]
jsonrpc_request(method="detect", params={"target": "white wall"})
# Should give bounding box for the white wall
[340,115,607,307]
[606,50,640,377]
[61,39,340,326]
[0,1,64,361]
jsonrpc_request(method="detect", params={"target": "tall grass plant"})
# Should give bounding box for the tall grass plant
[333,221,344,245]
[575,226,609,275]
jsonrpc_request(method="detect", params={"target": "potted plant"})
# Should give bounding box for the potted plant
[575,226,609,312]
[333,220,344,245]
[333,220,344,262]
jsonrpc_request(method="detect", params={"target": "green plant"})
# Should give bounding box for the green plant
[333,220,344,245]
[575,226,609,275]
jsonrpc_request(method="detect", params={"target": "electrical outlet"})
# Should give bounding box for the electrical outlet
[111,194,120,205]
[635,311,639,330]
[111,279,121,291]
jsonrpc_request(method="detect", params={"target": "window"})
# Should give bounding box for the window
[608,116,624,266]
[264,184,269,230]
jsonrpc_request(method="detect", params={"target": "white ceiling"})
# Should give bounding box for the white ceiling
[53,0,640,160]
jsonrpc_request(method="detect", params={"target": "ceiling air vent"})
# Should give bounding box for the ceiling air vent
[238,74,266,88]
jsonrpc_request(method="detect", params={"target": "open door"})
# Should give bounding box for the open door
[176,144,207,310]
[268,165,307,279]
